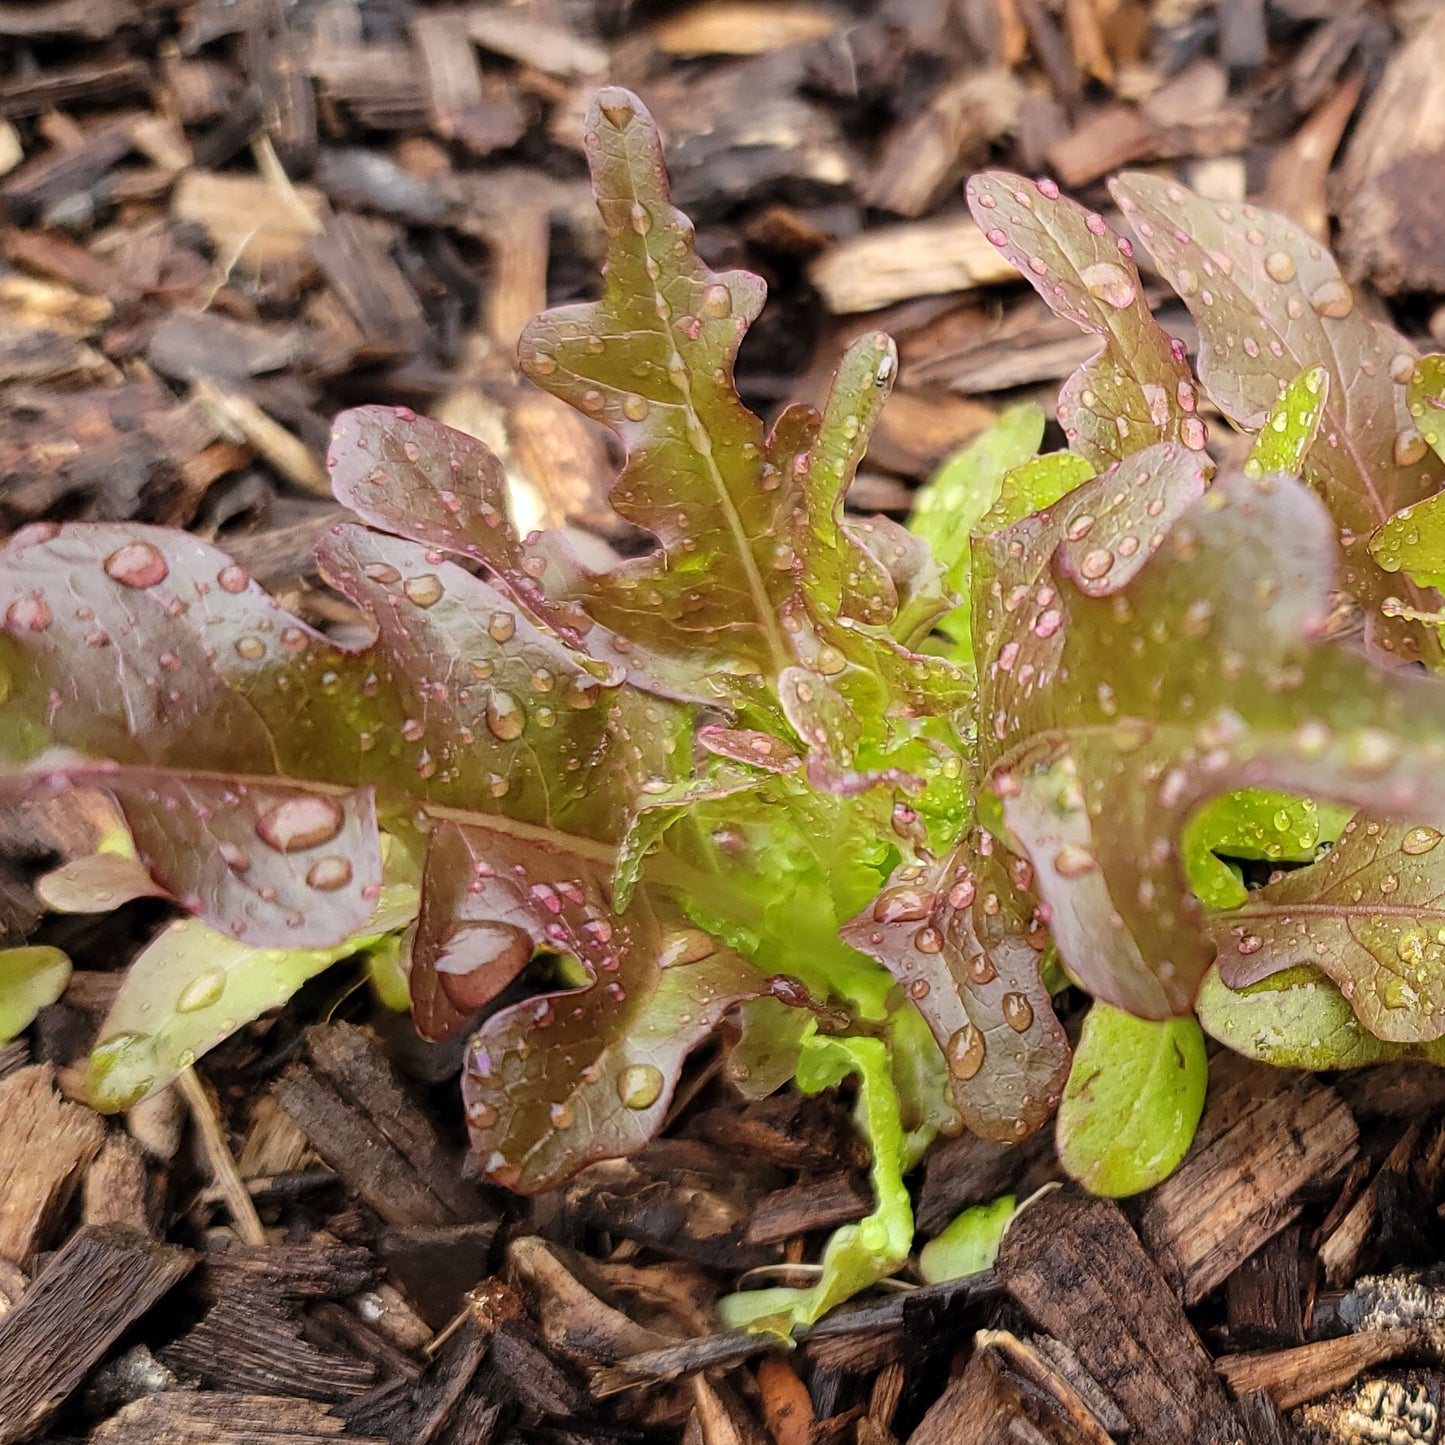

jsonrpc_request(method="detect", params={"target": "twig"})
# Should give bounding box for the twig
[177,1067,267,1247]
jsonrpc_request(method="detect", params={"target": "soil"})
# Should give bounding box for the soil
[6,2,1445,1443]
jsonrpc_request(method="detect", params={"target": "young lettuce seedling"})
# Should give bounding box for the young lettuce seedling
[8,96,1445,1328]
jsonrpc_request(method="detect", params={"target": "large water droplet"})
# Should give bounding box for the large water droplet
[1403,826,1443,856]
[946,1024,986,1080]
[177,968,226,1013]
[104,541,169,589]
[618,1062,664,1110]
[1309,279,1354,318]
[1079,548,1114,581]
[5,596,51,632]
[255,795,344,853]
[873,886,932,924]
[307,855,353,890]
[1263,251,1296,283]
[217,564,250,594]
[622,395,650,421]
[485,690,525,741]
[1052,844,1097,878]
[701,284,732,318]
[629,203,652,235]
[488,611,515,644]
[1080,261,1137,309]
[1001,992,1034,1033]
[403,574,444,608]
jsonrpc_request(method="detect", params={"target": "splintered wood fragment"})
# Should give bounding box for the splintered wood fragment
[482,206,548,349]
[1225,1224,1304,1349]
[505,389,615,534]
[310,209,428,358]
[464,7,607,77]
[746,1171,871,1245]
[0,1224,193,1444]
[412,11,484,142]
[163,1285,379,1400]
[863,70,1023,218]
[1045,104,1155,187]
[810,218,1018,314]
[1215,1328,1423,1411]
[1337,9,1445,293]
[868,389,996,477]
[997,1190,1242,1443]
[193,380,330,496]
[0,1064,106,1264]
[172,170,323,266]
[1137,1054,1358,1306]
[1263,74,1363,242]
[910,1329,1116,1445]
[653,1,836,55]
[83,1133,151,1234]
[90,1391,388,1443]
[1318,1123,1420,1288]
[276,1023,487,1227]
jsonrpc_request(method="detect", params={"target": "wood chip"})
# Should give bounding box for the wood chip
[653,2,837,56]
[0,1224,193,1444]
[90,1392,388,1444]
[998,1190,1243,1443]
[1216,1328,1425,1412]
[1136,1053,1359,1305]
[809,218,1018,314]
[0,1063,106,1264]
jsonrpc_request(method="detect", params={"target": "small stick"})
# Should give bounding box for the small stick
[177,1067,267,1247]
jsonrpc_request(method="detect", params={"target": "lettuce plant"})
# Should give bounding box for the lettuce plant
[10,91,1445,1326]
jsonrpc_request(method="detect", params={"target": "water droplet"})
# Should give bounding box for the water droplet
[1309,279,1354,318]
[946,1024,986,1080]
[1237,935,1263,955]
[1264,251,1296,283]
[104,541,169,589]
[873,886,932,923]
[5,596,51,632]
[177,968,226,1014]
[255,795,344,853]
[234,636,265,660]
[467,1099,498,1130]
[550,1101,574,1128]
[581,389,604,412]
[1403,826,1442,856]
[913,925,944,954]
[1180,416,1208,450]
[618,1063,664,1109]
[623,394,650,421]
[968,952,997,985]
[217,564,249,593]
[701,284,732,317]
[307,855,353,890]
[1394,428,1428,467]
[629,203,652,235]
[1081,261,1136,309]
[1052,844,1097,878]
[1079,548,1114,581]
[486,690,525,741]
[403,574,444,608]
[1002,992,1034,1032]
[488,611,515,643]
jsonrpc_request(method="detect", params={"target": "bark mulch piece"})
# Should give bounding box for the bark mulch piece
[10,3,1445,1444]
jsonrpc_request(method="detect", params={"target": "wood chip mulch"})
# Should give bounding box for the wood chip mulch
[8,2,1445,1443]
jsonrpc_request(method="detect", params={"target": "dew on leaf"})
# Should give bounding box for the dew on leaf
[1402,826,1443,856]
[1080,548,1114,580]
[255,795,344,853]
[946,1024,986,1080]
[1080,261,1136,309]
[1002,992,1035,1032]
[618,1063,664,1109]
[1263,251,1296,283]
[403,574,444,608]
[176,968,226,1014]
[1308,279,1354,318]
[104,541,169,589]
[488,611,516,643]
[6,596,51,632]
[485,690,525,741]
[873,886,932,923]
[622,395,650,421]
[1052,844,1098,878]
[217,565,249,594]
[306,855,353,891]
[914,925,944,954]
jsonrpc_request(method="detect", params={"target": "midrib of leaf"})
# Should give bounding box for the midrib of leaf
[1228,899,1445,922]
[619,161,789,676]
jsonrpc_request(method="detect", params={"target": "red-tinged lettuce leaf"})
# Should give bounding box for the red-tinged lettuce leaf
[985,468,1445,1017]
[420,820,761,1191]
[5,765,381,948]
[972,441,1211,762]
[1109,173,1444,665]
[965,173,1205,469]
[37,850,168,913]
[327,406,588,644]
[1211,816,1445,1042]
[517,88,787,687]
[842,844,1069,1141]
